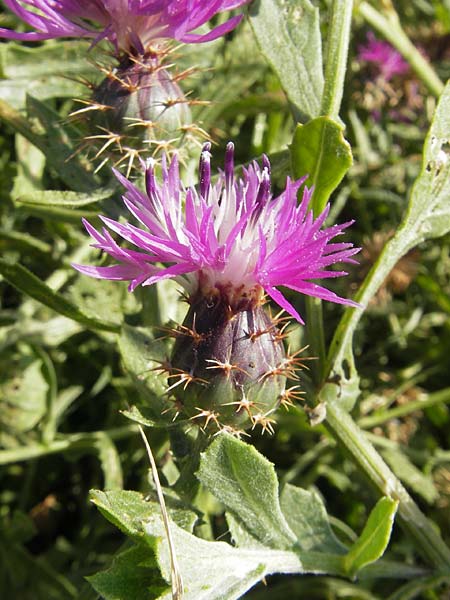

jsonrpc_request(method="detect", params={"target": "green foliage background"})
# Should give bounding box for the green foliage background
[1,1,450,598]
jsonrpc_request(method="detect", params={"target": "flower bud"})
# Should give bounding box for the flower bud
[170,294,287,431]
[92,56,192,140]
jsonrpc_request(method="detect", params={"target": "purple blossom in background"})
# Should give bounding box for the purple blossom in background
[74,143,360,324]
[358,32,409,81]
[0,0,251,54]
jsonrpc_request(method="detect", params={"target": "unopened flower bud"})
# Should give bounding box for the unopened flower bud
[170,294,286,429]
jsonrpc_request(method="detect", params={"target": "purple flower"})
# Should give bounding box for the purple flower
[358,32,409,81]
[0,0,251,54]
[74,143,360,324]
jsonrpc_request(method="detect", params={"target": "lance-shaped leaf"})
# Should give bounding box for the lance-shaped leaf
[0,259,120,333]
[344,497,398,577]
[249,0,323,121]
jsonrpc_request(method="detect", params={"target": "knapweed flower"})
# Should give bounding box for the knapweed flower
[75,142,359,323]
[74,143,359,432]
[0,1,251,55]
[358,32,409,82]
[0,1,251,169]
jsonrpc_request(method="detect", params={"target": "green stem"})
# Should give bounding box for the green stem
[358,387,450,429]
[305,296,326,384]
[0,426,138,465]
[358,1,444,98]
[325,400,450,570]
[306,0,353,381]
[320,0,354,118]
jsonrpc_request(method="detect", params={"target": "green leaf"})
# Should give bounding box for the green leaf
[280,484,347,553]
[68,277,125,327]
[15,186,116,208]
[290,116,353,214]
[197,434,296,549]
[90,490,197,539]
[0,41,97,108]
[12,135,45,198]
[146,513,351,599]
[87,544,168,600]
[398,82,450,247]
[0,259,120,333]
[118,325,174,423]
[26,95,99,192]
[249,0,323,121]
[0,356,48,433]
[147,513,293,600]
[94,434,124,490]
[344,497,398,577]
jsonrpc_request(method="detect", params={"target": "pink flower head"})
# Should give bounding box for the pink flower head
[358,32,409,81]
[0,0,251,54]
[74,143,360,324]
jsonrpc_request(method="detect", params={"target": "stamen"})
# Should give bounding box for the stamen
[199,142,212,200]
[225,141,235,192]
[255,168,271,207]
[145,158,157,198]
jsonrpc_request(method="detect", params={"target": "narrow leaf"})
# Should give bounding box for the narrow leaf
[0,259,120,333]
[344,497,398,577]
[16,186,116,208]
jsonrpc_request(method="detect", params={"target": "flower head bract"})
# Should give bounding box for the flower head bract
[0,0,251,55]
[74,143,360,324]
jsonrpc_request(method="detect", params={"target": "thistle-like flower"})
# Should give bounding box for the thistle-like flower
[73,143,359,432]
[75,142,359,322]
[0,2,252,164]
[358,32,409,82]
[0,1,251,56]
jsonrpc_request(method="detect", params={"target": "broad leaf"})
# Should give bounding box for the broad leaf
[90,490,197,538]
[197,434,296,549]
[0,41,96,108]
[280,483,347,553]
[26,95,98,192]
[0,356,48,433]
[87,544,168,600]
[290,116,353,214]
[249,0,323,121]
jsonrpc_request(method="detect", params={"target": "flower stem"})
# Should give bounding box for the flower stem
[306,0,353,379]
[325,399,450,570]
[320,0,354,119]
[358,1,444,98]
[305,296,326,384]
[0,426,137,465]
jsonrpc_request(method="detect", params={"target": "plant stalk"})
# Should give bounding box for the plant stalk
[320,0,354,119]
[325,400,450,570]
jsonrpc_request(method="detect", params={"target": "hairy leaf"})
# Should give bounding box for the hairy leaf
[249,0,323,121]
